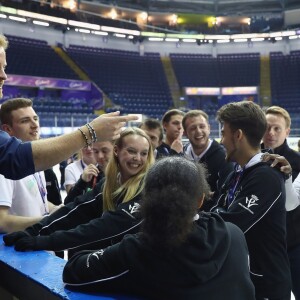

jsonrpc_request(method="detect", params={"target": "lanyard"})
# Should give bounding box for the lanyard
[80,159,85,171]
[227,167,244,206]
[33,173,48,215]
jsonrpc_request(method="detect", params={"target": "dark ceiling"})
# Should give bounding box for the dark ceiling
[86,0,300,15]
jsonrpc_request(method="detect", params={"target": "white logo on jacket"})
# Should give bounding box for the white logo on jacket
[92,249,104,259]
[238,194,259,214]
[246,195,259,208]
[129,202,140,214]
[87,249,104,268]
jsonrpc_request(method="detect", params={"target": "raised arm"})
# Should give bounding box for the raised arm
[32,112,137,172]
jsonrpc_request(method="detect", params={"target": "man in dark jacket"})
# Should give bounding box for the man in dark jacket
[182,109,234,210]
[156,109,185,157]
[212,101,291,300]
[262,105,300,300]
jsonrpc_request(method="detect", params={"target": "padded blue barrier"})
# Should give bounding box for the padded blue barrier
[0,235,138,300]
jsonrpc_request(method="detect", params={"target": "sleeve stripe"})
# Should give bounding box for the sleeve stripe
[64,270,129,286]
[66,220,144,251]
[39,192,102,234]
[244,192,282,234]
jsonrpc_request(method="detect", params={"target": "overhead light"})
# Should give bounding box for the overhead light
[275,37,282,41]
[92,31,108,36]
[78,28,90,33]
[0,7,17,14]
[115,33,126,38]
[182,39,196,43]
[232,34,253,39]
[109,8,117,20]
[217,39,230,43]
[68,0,77,11]
[289,35,298,39]
[169,14,178,25]
[282,31,296,36]
[101,26,140,36]
[18,9,67,24]
[165,38,179,42]
[251,38,265,42]
[148,37,163,41]
[127,35,134,39]
[140,12,148,22]
[206,35,230,40]
[9,16,26,22]
[233,38,247,43]
[167,34,201,39]
[141,32,165,37]
[68,20,100,30]
[33,20,49,27]
[0,14,7,19]
[269,32,282,37]
[244,17,251,25]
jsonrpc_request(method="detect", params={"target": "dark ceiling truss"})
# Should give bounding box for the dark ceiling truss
[93,0,300,15]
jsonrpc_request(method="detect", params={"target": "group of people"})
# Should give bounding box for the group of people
[0,32,299,300]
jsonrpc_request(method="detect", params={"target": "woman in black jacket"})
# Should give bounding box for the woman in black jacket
[3,127,154,253]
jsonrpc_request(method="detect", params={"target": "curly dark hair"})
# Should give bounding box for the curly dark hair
[141,156,210,250]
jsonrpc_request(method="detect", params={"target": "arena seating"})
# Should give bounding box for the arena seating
[170,52,260,136]
[170,52,260,88]
[270,51,300,135]
[6,35,79,80]
[170,54,218,87]
[66,45,172,119]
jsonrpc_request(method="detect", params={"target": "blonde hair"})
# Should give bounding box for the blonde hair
[182,109,209,131]
[103,127,154,211]
[265,106,291,129]
[0,34,8,50]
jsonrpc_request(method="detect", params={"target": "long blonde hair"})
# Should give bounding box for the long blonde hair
[103,127,154,211]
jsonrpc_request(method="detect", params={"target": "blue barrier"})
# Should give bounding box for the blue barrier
[0,235,137,300]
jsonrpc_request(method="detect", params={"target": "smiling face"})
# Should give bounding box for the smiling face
[115,134,150,183]
[263,113,290,149]
[3,106,40,142]
[0,47,7,99]
[184,115,210,155]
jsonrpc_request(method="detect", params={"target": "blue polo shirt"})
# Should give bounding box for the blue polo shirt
[0,130,35,179]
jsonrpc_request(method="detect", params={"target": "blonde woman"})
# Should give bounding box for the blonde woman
[4,128,154,254]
